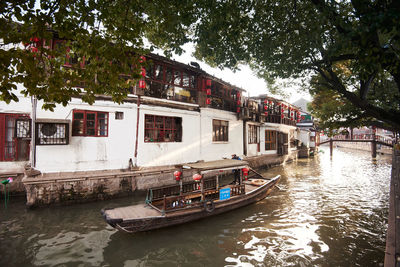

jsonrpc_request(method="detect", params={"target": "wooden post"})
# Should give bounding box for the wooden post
[330,138,333,157]
[372,130,377,158]
[201,178,204,201]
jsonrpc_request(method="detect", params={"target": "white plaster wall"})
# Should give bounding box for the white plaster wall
[136,105,201,167]
[35,98,137,172]
[199,108,243,161]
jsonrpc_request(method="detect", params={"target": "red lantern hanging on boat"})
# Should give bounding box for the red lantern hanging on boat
[139,80,146,89]
[174,171,182,181]
[193,173,202,182]
[242,168,249,180]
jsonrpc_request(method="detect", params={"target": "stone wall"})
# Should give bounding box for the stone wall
[244,151,298,169]
[336,141,392,155]
[21,151,300,207]
[385,145,400,267]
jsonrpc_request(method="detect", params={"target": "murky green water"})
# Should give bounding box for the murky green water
[0,147,392,266]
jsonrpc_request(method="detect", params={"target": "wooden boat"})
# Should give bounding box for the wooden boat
[101,159,280,233]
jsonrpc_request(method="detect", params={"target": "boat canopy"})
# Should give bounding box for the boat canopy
[183,159,248,173]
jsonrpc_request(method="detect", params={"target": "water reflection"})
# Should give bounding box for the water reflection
[0,148,391,266]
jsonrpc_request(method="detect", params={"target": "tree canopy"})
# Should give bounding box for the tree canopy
[0,0,197,110]
[190,0,400,130]
[308,63,399,131]
[1,0,400,131]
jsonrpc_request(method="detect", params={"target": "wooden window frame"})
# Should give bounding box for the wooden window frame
[265,130,277,150]
[212,119,229,142]
[144,114,182,143]
[72,110,108,137]
[0,113,31,161]
[36,122,69,145]
[248,125,260,144]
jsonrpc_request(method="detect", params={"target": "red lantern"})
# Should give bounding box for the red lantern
[193,173,202,181]
[281,114,284,119]
[237,100,241,105]
[139,56,146,63]
[174,171,182,181]
[264,112,268,116]
[206,79,212,87]
[263,99,268,104]
[242,168,249,180]
[281,108,284,113]
[206,98,211,105]
[139,80,146,89]
[264,105,268,111]
[236,92,241,98]
[141,68,146,77]
[206,89,211,95]
[237,107,241,113]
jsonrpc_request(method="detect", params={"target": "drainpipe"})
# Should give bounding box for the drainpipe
[243,120,247,156]
[133,95,140,167]
[31,96,37,168]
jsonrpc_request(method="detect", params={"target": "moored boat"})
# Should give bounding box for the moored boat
[101,159,280,233]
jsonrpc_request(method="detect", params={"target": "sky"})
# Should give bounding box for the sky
[161,43,312,104]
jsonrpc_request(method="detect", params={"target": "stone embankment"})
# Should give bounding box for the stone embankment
[336,141,392,155]
[18,151,299,207]
[385,144,400,267]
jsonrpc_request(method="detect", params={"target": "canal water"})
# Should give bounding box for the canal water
[0,147,392,266]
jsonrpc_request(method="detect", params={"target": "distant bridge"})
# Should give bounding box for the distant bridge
[318,136,393,157]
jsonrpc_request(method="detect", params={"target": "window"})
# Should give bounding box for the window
[144,115,182,142]
[72,110,108,137]
[36,122,69,145]
[115,112,124,120]
[265,130,277,150]
[212,120,229,142]
[0,113,30,161]
[15,119,31,138]
[248,125,259,144]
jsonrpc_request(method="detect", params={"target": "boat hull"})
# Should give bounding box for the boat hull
[102,176,280,233]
